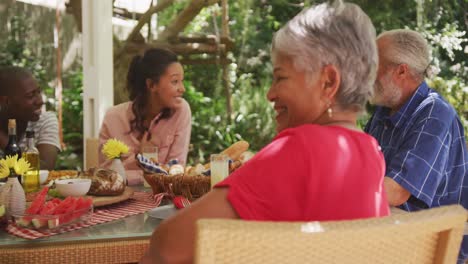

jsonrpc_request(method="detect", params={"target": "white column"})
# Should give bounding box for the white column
[82,0,113,169]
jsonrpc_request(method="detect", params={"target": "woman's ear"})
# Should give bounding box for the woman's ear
[321,64,340,100]
[146,79,157,92]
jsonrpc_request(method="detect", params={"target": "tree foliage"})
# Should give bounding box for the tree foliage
[1,0,466,167]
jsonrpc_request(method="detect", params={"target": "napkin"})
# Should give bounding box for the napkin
[136,153,169,175]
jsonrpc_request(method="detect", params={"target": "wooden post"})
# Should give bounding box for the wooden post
[221,0,232,123]
[221,0,229,37]
[55,2,64,149]
[82,0,114,169]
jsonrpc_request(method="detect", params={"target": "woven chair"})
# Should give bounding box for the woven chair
[195,205,467,264]
[85,137,100,170]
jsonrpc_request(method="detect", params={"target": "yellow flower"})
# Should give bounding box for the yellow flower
[0,165,9,179]
[0,155,30,178]
[14,158,31,176]
[1,154,18,169]
[102,138,129,160]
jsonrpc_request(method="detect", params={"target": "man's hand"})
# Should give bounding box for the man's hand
[384,177,411,206]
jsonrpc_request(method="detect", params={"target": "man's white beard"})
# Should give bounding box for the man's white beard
[370,74,402,108]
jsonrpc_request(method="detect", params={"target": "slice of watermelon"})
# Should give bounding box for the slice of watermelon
[54,197,78,224]
[48,218,59,229]
[17,216,33,227]
[31,217,48,229]
[26,187,50,215]
[71,197,93,219]
[52,196,75,215]
[39,199,61,215]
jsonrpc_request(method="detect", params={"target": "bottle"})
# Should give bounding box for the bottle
[4,119,22,184]
[22,131,40,193]
[5,119,22,158]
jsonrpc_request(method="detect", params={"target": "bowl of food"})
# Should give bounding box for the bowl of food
[39,170,49,185]
[55,179,92,197]
[14,187,93,230]
[13,204,93,230]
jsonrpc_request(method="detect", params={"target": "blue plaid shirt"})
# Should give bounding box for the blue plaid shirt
[365,82,468,262]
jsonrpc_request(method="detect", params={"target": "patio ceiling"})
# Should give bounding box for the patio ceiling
[16,0,153,13]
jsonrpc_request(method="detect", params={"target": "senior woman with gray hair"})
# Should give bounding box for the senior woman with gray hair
[140,1,389,263]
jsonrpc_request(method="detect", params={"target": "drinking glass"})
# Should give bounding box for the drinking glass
[142,146,158,187]
[210,154,229,188]
[142,146,159,163]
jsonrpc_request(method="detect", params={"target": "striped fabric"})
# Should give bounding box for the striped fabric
[136,154,169,175]
[6,192,164,240]
[21,111,61,151]
[0,111,61,157]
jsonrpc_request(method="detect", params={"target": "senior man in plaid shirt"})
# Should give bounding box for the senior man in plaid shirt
[365,29,468,263]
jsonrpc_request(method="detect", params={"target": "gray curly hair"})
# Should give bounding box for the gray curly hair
[271,0,378,112]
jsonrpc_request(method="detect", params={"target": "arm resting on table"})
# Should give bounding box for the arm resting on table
[140,188,238,264]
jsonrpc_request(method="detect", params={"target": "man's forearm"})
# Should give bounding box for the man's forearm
[384,177,411,206]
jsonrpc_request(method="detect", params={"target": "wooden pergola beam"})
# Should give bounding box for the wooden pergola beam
[158,0,220,42]
[175,34,234,50]
[180,57,231,65]
[113,7,144,21]
[127,42,227,55]
[125,0,175,43]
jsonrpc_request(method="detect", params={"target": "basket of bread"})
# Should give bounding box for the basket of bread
[141,141,253,201]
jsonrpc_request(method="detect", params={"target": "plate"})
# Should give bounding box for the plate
[91,187,135,207]
[147,204,177,219]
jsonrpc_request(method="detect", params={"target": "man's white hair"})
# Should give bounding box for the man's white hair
[271,0,378,112]
[377,29,431,81]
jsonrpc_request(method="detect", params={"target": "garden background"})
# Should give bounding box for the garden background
[0,0,466,169]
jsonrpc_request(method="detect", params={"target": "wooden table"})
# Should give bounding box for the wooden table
[0,186,164,264]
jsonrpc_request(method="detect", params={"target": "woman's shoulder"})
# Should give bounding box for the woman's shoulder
[278,124,377,149]
[177,99,191,113]
[171,99,191,119]
[104,102,132,118]
[107,102,131,113]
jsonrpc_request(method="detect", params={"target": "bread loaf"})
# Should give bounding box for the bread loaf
[80,168,125,196]
[204,141,249,169]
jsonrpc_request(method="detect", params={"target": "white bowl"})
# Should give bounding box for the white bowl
[55,179,92,197]
[39,170,49,185]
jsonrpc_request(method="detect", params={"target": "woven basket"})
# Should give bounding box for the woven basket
[144,173,211,201]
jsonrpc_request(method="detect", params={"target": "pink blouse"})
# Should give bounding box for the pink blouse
[98,100,191,185]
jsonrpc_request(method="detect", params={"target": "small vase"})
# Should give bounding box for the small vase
[0,176,26,218]
[110,158,127,185]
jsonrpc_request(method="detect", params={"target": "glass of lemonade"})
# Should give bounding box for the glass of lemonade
[142,146,158,187]
[210,154,229,188]
[142,146,159,163]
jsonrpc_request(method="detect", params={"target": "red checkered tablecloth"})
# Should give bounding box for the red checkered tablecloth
[6,191,165,239]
